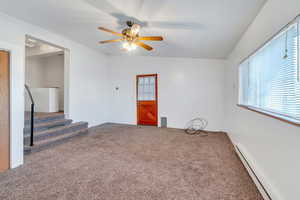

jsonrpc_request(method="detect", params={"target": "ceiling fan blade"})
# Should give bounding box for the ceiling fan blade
[135,41,153,51]
[98,27,123,36]
[138,36,163,41]
[99,39,123,44]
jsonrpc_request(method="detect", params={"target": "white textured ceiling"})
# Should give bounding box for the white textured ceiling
[0,0,266,58]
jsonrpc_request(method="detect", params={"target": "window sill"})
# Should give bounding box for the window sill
[237,104,300,127]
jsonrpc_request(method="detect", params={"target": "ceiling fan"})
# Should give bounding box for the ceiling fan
[98,21,163,51]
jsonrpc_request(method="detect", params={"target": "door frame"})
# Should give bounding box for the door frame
[136,74,158,126]
[0,41,24,169]
[0,50,10,172]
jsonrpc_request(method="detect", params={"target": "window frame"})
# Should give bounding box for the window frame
[237,14,300,127]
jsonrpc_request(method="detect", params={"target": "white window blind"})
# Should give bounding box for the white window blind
[239,17,300,121]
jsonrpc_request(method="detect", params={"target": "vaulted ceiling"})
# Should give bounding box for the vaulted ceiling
[0,0,266,58]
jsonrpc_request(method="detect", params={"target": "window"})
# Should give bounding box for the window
[137,76,156,101]
[239,16,300,123]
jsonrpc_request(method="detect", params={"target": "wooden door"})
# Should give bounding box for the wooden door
[137,74,158,126]
[0,51,10,172]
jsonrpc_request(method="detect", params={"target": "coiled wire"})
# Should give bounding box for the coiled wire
[184,118,208,136]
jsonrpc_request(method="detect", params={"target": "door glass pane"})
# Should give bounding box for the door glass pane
[150,77,155,84]
[149,77,155,100]
[144,77,149,85]
[138,76,156,101]
[138,77,144,101]
[138,78,144,85]
[138,86,143,100]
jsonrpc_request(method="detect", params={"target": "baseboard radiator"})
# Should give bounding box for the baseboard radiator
[235,145,272,200]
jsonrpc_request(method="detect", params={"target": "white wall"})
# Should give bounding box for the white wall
[26,55,65,111]
[225,0,300,199]
[109,56,226,130]
[25,57,45,87]
[43,55,65,111]
[0,13,110,168]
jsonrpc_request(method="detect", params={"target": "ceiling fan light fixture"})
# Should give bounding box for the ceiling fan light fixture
[131,24,141,35]
[122,42,137,51]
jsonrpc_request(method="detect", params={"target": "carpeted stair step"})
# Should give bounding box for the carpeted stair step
[24,122,88,145]
[24,119,73,135]
[24,112,65,126]
[24,128,88,154]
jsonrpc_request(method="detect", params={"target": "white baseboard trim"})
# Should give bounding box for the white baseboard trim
[225,131,284,200]
[234,144,272,200]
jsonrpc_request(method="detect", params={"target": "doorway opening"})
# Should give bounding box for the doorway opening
[24,36,72,153]
[136,74,158,126]
[25,36,66,114]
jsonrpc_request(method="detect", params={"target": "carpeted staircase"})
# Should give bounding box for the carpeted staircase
[24,112,88,154]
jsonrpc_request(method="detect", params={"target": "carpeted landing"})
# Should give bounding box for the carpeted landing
[0,124,263,200]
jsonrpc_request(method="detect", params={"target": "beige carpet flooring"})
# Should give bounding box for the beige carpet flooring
[0,124,263,200]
